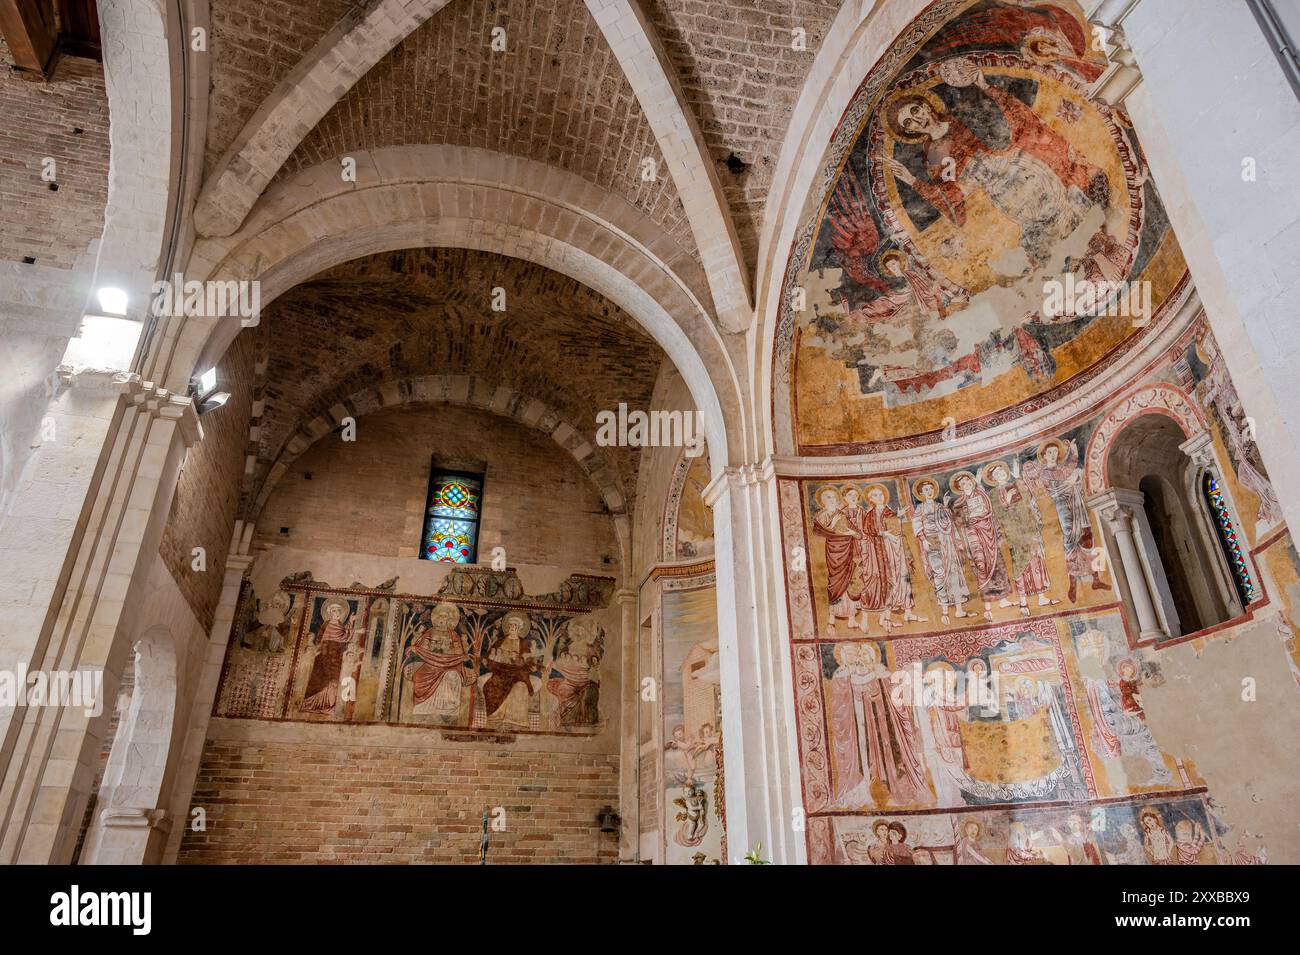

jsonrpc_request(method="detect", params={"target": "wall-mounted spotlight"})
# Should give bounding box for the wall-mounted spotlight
[192,367,230,416]
[96,287,129,316]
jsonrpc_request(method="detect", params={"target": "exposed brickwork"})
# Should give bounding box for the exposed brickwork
[643,0,841,273]
[0,39,109,268]
[159,330,258,631]
[178,736,621,863]
[277,0,695,258]
[254,248,663,512]
[255,402,621,570]
[204,0,359,174]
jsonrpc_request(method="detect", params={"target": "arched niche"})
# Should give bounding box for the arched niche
[1088,412,1260,642]
[78,625,179,864]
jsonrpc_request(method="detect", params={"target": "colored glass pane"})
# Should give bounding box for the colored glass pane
[1204,473,1256,605]
[420,470,483,563]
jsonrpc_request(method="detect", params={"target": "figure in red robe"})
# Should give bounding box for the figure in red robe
[949,471,1012,620]
[885,60,1109,268]
[301,598,355,714]
[829,642,930,808]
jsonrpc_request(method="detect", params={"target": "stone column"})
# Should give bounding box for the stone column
[1101,499,1168,641]
[161,550,253,863]
[704,459,805,865]
[1087,0,1300,543]
[0,379,200,863]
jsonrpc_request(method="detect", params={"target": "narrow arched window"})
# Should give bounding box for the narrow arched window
[420,469,483,563]
[1203,473,1256,606]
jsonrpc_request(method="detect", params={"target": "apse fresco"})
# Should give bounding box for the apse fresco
[775,0,1188,455]
[781,318,1285,863]
[216,567,615,735]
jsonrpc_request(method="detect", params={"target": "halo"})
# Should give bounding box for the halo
[1036,438,1068,461]
[1021,26,1066,64]
[816,485,841,507]
[981,460,1011,486]
[430,601,460,626]
[912,476,941,501]
[500,610,532,637]
[878,248,908,274]
[320,597,350,620]
[862,482,891,502]
[883,86,948,143]
[948,470,978,495]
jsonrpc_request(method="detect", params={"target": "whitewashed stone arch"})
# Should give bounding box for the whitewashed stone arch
[752,0,933,460]
[585,0,752,332]
[152,145,742,473]
[193,0,453,237]
[251,374,633,568]
[1083,383,1207,497]
[79,625,178,865]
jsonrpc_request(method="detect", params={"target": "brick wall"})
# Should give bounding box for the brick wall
[0,39,109,269]
[178,734,620,863]
[255,403,621,572]
[159,330,258,631]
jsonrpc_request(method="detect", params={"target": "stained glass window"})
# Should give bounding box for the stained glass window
[420,469,483,563]
[1203,473,1256,606]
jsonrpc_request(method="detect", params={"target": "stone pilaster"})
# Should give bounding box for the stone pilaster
[704,458,805,864]
[0,377,200,863]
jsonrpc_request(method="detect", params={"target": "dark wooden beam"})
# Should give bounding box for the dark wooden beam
[0,0,60,77]
[55,0,99,60]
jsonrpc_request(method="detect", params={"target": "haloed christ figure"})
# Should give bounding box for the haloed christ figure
[883,58,1110,270]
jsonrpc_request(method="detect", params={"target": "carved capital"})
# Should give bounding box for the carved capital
[702,457,775,508]
[101,807,171,833]
[132,381,203,448]
[1086,0,1144,105]
[1180,430,1217,470]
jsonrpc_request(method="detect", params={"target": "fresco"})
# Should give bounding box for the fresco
[662,448,714,561]
[775,0,1188,454]
[795,613,1196,815]
[790,422,1116,638]
[215,567,615,735]
[661,580,726,864]
[782,315,1288,863]
[810,792,1234,865]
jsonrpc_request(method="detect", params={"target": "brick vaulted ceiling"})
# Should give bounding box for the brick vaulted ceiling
[642,0,841,273]
[204,0,845,275]
[274,0,695,256]
[247,247,664,515]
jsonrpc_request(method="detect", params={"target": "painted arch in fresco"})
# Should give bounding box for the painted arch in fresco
[774,0,1188,455]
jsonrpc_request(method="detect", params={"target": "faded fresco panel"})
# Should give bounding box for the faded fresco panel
[215,567,615,737]
[775,0,1189,455]
[661,583,725,864]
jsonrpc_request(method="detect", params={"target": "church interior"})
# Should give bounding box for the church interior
[0,0,1298,869]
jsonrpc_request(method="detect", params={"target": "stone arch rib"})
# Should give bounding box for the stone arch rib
[193,0,453,238]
